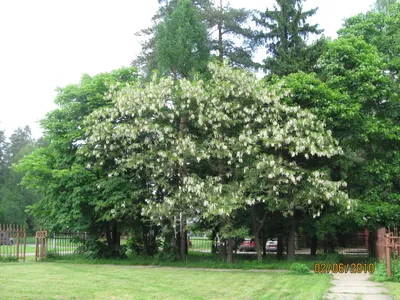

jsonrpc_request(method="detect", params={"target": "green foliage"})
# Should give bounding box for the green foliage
[155,0,210,78]
[133,0,258,76]
[15,67,141,236]
[0,256,18,263]
[82,61,350,248]
[283,30,400,230]
[203,0,258,69]
[78,237,128,259]
[290,262,310,274]
[339,4,400,79]
[374,257,400,282]
[0,126,41,229]
[156,242,177,262]
[373,0,399,13]
[254,0,324,76]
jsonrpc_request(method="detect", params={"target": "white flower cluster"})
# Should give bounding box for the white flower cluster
[80,61,351,224]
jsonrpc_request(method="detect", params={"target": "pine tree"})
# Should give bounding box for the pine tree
[254,0,323,76]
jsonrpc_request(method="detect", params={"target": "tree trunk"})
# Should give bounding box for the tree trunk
[227,238,233,263]
[252,205,267,261]
[180,214,186,259]
[310,235,318,256]
[287,215,296,261]
[277,236,284,260]
[211,229,218,254]
[368,230,377,259]
[105,223,112,247]
[219,238,227,260]
[256,234,263,261]
[111,223,120,246]
[143,231,149,256]
[185,231,188,255]
[262,232,266,257]
[217,0,223,61]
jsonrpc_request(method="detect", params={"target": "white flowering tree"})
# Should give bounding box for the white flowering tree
[81,61,351,261]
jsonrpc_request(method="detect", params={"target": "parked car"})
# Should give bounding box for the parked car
[265,238,278,252]
[0,231,14,245]
[238,238,256,252]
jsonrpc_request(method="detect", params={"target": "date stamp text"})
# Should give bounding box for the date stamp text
[313,263,375,274]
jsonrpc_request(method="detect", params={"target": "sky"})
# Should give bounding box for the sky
[0,0,376,139]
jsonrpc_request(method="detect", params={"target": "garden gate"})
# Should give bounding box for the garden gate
[35,230,47,261]
[0,224,26,261]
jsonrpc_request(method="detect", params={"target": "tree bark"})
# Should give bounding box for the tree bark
[211,229,217,254]
[311,235,318,256]
[227,238,233,263]
[277,235,284,260]
[217,0,223,61]
[180,214,186,259]
[219,238,227,260]
[111,223,120,246]
[262,232,266,257]
[252,205,267,261]
[287,215,296,261]
[105,223,112,247]
[368,229,377,259]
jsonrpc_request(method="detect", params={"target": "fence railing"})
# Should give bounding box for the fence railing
[0,224,26,261]
[47,232,86,255]
[376,227,400,277]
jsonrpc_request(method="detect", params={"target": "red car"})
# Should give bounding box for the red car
[238,238,255,252]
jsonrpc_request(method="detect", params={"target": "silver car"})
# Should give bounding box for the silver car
[0,231,14,245]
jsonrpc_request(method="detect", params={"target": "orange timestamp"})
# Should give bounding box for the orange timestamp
[313,263,375,274]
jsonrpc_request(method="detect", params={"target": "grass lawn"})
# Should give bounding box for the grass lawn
[190,238,212,251]
[384,282,400,300]
[0,262,331,300]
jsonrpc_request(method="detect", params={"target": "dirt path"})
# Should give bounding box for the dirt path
[323,272,392,300]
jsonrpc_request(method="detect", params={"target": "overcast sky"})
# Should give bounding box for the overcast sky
[0,0,376,139]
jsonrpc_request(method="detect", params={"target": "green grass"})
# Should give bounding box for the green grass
[190,238,212,251]
[384,282,400,300]
[0,262,331,299]
[39,251,374,272]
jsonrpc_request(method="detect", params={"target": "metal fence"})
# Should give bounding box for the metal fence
[47,232,86,256]
[189,236,214,253]
[0,224,26,261]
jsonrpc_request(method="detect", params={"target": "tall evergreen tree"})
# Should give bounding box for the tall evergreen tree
[204,0,257,69]
[133,0,257,76]
[155,0,210,78]
[254,0,324,76]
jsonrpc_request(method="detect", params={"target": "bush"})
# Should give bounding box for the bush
[156,242,177,262]
[126,234,160,256]
[374,259,400,282]
[77,237,127,259]
[45,251,62,260]
[0,256,18,262]
[290,263,310,275]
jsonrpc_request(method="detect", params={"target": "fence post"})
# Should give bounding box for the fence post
[23,227,26,262]
[386,235,392,277]
[16,225,20,259]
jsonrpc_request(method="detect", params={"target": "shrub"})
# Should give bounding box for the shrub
[0,256,18,262]
[290,263,310,275]
[77,237,127,259]
[374,259,400,282]
[156,242,177,262]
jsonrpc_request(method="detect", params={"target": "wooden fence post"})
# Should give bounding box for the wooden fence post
[386,235,392,277]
